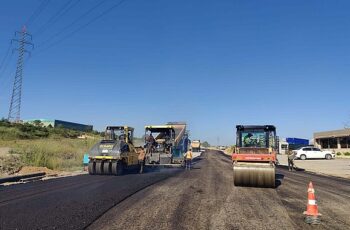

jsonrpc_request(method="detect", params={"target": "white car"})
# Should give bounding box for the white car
[293,147,335,160]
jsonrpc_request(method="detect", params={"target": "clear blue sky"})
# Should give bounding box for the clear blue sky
[0,0,349,145]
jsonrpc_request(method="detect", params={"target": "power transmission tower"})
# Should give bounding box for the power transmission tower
[8,26,33,122]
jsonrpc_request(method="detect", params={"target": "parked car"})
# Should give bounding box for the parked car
[293,147,335,160]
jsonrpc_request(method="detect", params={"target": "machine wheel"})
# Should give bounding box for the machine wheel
[96,162,104,175]
[112,161,124,176]
[103,162,112,175]
[88,162,95,175]
[325,154,332,160]
[300,154,307,160]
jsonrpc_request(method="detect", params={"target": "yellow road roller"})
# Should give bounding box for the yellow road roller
[87,126,142,175]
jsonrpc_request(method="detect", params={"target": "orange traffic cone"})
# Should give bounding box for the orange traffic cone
[303,182,321,224]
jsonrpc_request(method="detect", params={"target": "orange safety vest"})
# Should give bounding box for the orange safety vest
[186,151,193,159]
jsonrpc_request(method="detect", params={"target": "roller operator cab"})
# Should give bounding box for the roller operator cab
[87,126,141,175]
[232,125,277,188]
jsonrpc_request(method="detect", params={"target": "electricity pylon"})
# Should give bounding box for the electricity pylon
[8,26,33,122]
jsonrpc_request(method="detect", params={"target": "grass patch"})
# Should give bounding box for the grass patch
[0,119,102,172]
[2,138,99,171]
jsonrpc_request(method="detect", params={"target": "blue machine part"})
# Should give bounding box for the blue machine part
[83,153,89,165]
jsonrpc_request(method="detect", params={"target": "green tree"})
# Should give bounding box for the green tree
[202,141,210,148]
[33,120,43,127]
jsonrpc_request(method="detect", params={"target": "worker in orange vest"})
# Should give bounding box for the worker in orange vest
[185,148,193,170]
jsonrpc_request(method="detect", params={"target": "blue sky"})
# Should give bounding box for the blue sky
[0,0,349,145]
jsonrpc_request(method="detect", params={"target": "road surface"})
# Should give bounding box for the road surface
[0,150,349,230]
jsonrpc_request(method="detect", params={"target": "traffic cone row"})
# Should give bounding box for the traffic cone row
[303,181,321,224]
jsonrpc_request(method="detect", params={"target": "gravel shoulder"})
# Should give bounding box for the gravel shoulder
[90,151,350,230]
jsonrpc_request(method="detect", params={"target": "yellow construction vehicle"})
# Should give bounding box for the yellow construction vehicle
[191,140,201,153]
[87,126,142,175]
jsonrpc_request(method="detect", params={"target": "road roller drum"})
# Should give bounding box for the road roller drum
[233,162,275,188]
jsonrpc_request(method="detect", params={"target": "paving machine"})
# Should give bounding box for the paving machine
[232,125,277,188]
[144,122,189,166]
[87,126,141,175]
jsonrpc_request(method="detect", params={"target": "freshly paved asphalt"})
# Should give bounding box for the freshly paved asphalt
[0,168,180,230]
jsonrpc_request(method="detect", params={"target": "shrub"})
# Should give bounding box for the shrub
[336,152,342,156]
[344,152,350,156]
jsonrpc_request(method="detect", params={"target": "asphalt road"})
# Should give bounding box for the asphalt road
[0,167,181,230]
[1,150,349,230]
[89,151,350,230]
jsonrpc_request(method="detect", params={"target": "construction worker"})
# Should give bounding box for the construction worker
[146,133,155,152]
[185,148,193,170]
[287,150,296,171]
[243,133,253,146]
[138,147,146,174]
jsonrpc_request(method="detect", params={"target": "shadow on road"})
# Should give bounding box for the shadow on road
[275,173,284,188]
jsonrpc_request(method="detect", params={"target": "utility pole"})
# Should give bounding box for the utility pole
[8,26,33,122]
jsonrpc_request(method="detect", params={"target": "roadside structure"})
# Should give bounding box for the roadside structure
[279,137,309,154]
[314,128,350,153]
[24,119,93,131]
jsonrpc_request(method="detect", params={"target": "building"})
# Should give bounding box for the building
[314,129,350,153]
[24,119,93,132]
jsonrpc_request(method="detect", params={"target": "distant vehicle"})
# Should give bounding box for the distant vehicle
[293,147,335,160]
[191,140,201,152]
[279,140,289,154]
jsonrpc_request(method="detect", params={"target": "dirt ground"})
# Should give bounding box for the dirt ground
[18,166,59,176]
[0,147,10,156]
[277,154,350,178]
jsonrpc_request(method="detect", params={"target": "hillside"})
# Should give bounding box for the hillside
[0,120,101,176]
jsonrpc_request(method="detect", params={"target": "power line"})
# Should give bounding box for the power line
[37,0,108,49]
[0,48,14,82]
[36,0,128,54]
[26,0,51,27]
[0,43,12,71]
[0,57,16,99]
[34,0,81,37]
